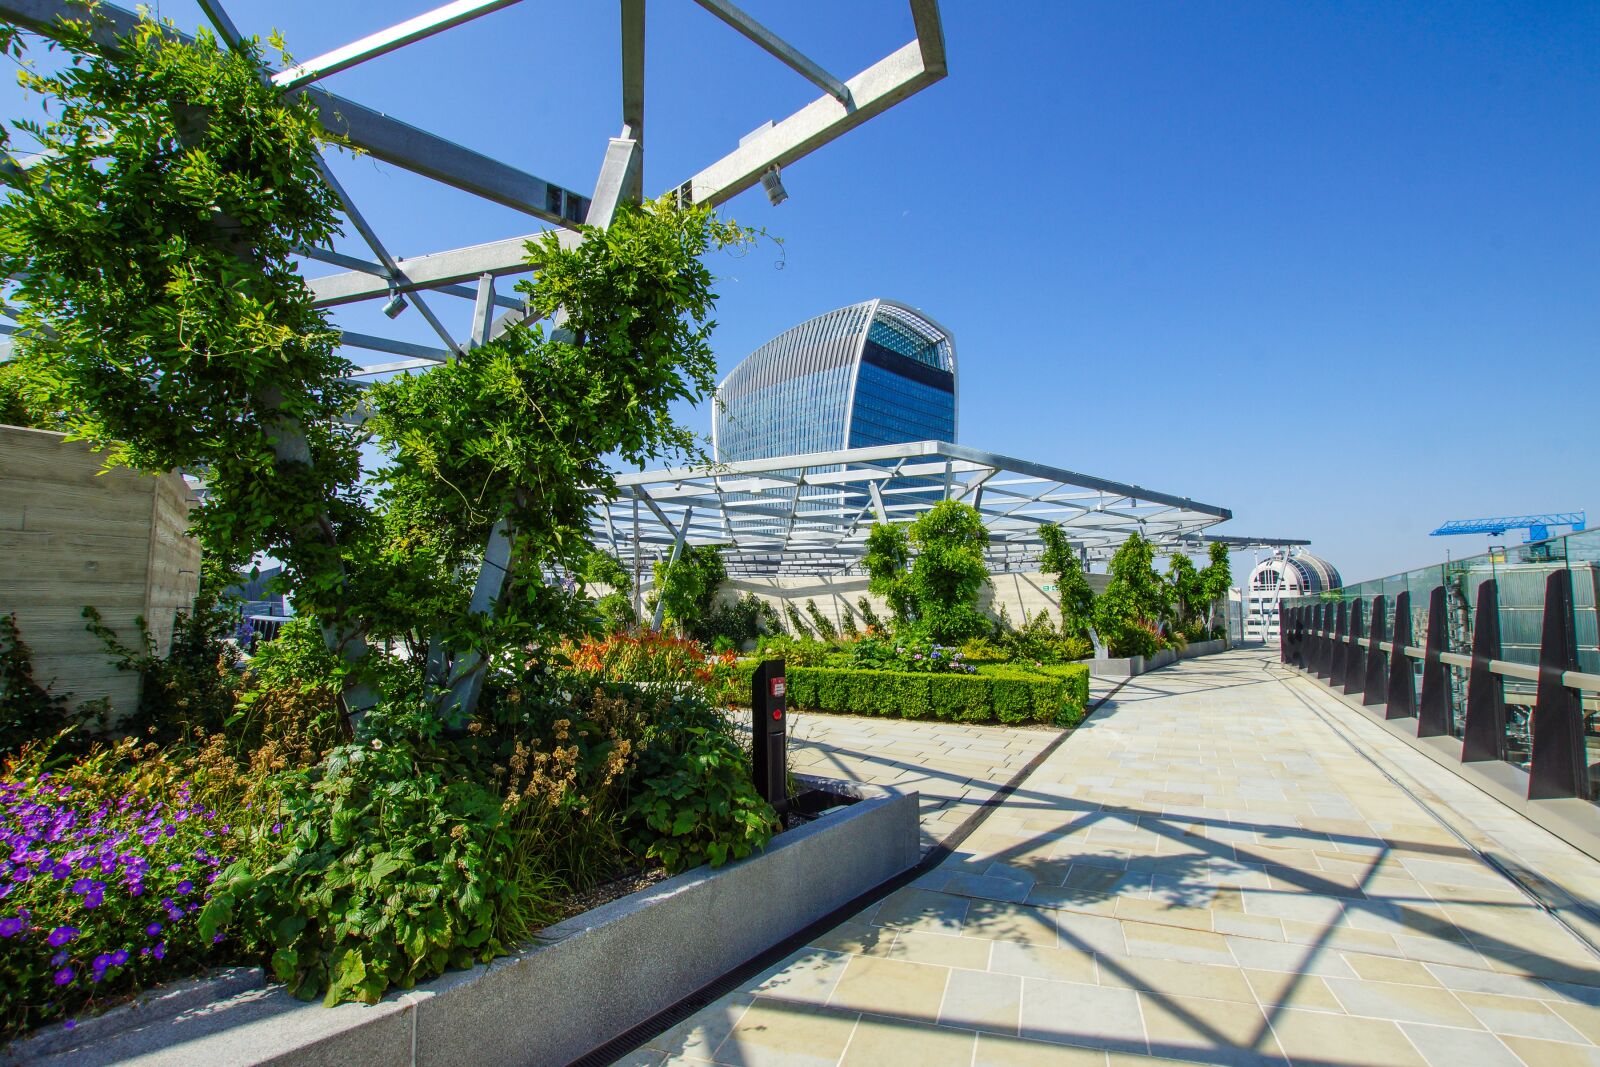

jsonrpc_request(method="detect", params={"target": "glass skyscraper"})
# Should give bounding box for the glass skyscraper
[712,299,957,463]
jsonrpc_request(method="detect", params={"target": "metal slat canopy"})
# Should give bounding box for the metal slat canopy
[593,440,1263,578]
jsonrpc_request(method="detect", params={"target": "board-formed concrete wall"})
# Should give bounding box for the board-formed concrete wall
[722,570,1110,632]
[0,425,201,719]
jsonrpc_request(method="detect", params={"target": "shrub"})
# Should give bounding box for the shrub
[849,635,976,674]
[855,597,887,633]
[695,592,769,648]
[753,634,832,667]
[626,697,777,874]
[0,614,95,759]
[560,630,736,703]
[1000,611,1091,664]
[782,665,1088,726]
[783,603,814,639]
[956,636,1009,664]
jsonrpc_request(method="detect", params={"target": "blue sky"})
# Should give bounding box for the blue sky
[6,1,1597,584]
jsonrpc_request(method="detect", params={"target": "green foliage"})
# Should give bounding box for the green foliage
[365,200,754,687]
[803,600,838,641]
[650,545,727,637]
[0,614,93,757]
[862,523,914,623]
[626,706,778,874]
[840,611,860,639]
[782,665,1087,726]
[578,550,636,634]
[1093,534,1169,657]
[783,602,814,639]
[1038,523,1094,637]
[849,635,977,674]
[1198,543,1234,629]
[1165,554,1206,630]
[753,634,832,667]
[998,610,1092,664]
[695,592,771,648]
[210,732,516,1005]
[1,17,367,627]
[907,501,991,644]
[956,636,1009,664]
[855,597,887,633]
[83,603,242,742]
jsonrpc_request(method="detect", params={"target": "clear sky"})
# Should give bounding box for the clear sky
[6,1,1598,585]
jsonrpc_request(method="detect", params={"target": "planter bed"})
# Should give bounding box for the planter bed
[8,776,918,1067]
[718,662,1090,726]
[1085,638,1228,679]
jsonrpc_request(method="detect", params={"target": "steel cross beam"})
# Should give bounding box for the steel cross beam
[691,0,852,105]
[0,0,590,227]
[305,1,948,307]
[272,0,524,90]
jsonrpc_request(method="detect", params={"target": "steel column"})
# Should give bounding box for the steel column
[1363,596,1388,705]
[1279,604,1292,664]
[1386,591,1416,719]
[1417,585,1451,738]
[1528,568,1588,799]
[1461,579,1508,763]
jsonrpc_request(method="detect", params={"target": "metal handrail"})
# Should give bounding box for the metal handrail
[1301,627,1600,690]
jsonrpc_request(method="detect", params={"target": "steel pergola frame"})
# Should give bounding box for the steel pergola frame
[0,0,949,369]
[593,440,1304,580]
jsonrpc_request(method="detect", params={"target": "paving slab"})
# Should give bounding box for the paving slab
[636,650,1600,1066]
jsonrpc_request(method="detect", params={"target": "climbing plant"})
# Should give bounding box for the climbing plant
[1037,522,1093,638]
[0,15,375,708]
[863,501,991,644]
[649,544,727,637]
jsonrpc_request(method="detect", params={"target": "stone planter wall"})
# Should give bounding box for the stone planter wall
[17,778,919,1067]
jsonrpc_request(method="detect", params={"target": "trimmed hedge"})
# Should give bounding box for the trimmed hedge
[715,661,1088,727]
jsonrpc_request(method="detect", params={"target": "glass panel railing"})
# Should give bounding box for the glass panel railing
[1283,526,1600,805]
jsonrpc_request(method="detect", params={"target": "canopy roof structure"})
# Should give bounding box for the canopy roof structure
[593,440,1306,577]
[0,0,949,370]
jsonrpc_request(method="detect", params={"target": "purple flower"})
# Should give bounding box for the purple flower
[212,932,224,944]
[110,949,129,966]
[146,922,163,936]
[63,1019,75,1030]
[271,823,283,834]
[176,880,194,895]
[83,888,104,909]
[11,866,31,882]
[53,967,74,986]
[92,953,111,971]
[47,926,78,947]
[0,915,26,938]
[152,942,166,960]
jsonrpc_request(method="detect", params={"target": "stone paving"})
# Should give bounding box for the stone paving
[629,649,1600,1067]
[740,706,1077,851]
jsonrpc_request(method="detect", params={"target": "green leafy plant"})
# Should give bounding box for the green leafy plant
[626,700,777,873]
[863,502,991,644]
[804,600,839,641]
[855,597,887,634]
[1038,523,1094,638]
[862,523,915,624]
[579,549,636,633]
[0,614,92,757]
[651,545,727,638]
[1093,534,1170,657]
[783,603,815,640]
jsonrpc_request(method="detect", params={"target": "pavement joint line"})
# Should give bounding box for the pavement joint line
[569,677,1136,1067]
[1267,660,1600,967]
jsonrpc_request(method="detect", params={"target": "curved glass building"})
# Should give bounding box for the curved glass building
[713,299,957,462]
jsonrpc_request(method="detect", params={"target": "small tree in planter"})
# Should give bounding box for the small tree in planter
[1037,522,1094,639]
[1092,533,1169,658]
[1198,543,1233,636]
[863,501,991,645]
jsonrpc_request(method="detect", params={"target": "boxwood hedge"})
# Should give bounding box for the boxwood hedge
[716,661,1088,727]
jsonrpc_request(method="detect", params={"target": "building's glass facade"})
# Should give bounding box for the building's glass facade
[713,299,956,463]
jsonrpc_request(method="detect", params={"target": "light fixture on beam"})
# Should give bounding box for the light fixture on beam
[381,287,409,319]
[760,164,788,206]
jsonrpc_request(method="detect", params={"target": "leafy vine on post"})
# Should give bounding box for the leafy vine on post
[0,15,380,728]
[1037,522,1095,643]
[364,199,757,723]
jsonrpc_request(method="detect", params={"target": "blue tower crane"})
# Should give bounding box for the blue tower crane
[1429,512,1587,543]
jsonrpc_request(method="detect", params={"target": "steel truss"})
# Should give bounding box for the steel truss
[594,440,1304,578]
[0,0,949,369]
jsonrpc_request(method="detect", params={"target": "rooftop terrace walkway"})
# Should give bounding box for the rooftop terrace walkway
[625,649,1600,1067]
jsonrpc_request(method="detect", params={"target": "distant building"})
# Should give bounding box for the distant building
[712,298,956,462]
[1245,549,1342,641]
